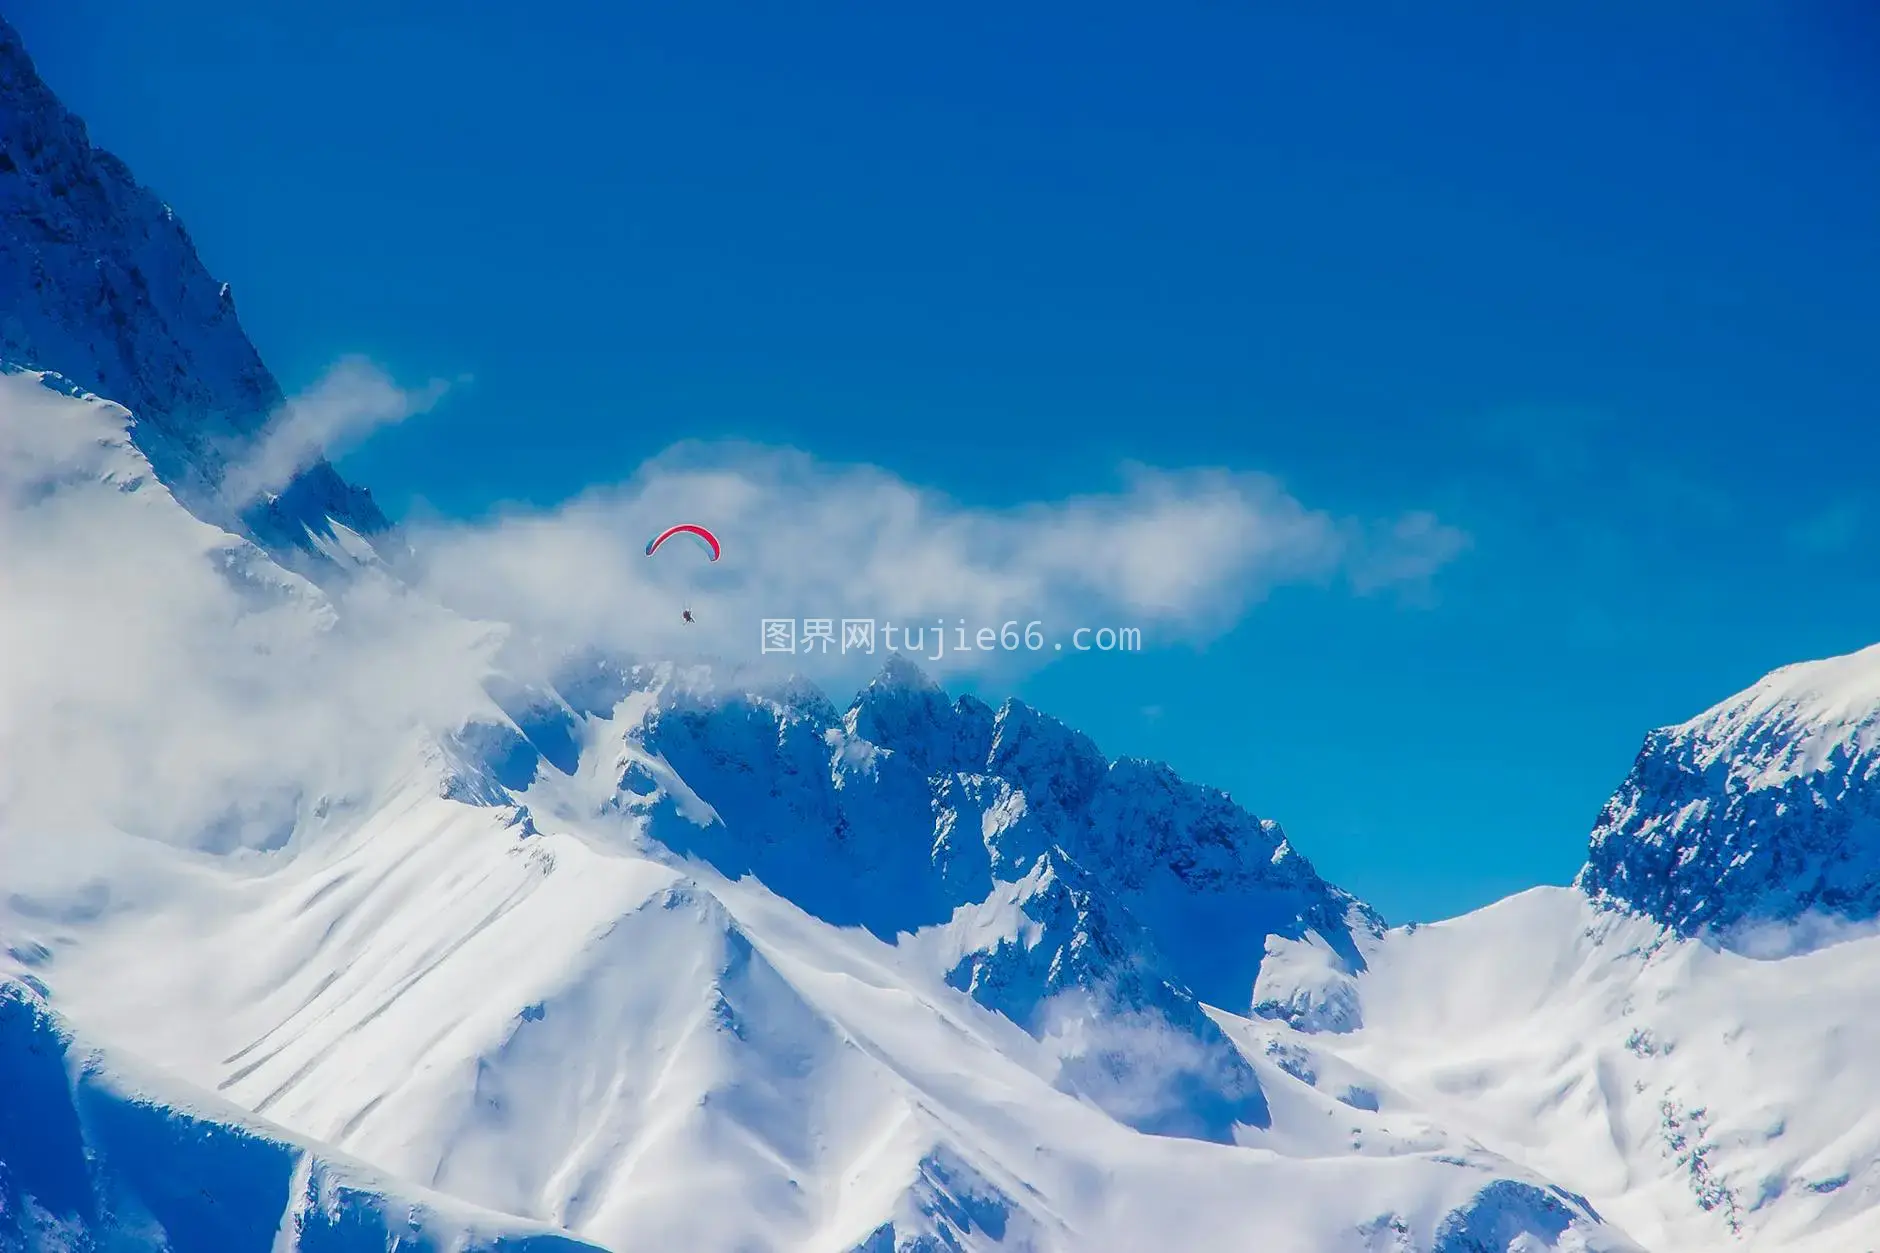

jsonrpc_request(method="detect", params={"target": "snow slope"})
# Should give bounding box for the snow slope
[1301,641,1880,1253]
[11,804,1634,1253]
[0,981,606,1253]
[1327,887,1880,1253]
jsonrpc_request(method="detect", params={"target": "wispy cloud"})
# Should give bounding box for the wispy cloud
[1036,990,1265,1141]
[1714,909,1880,961]
[1787,501,1863,556]
[221,357,450,504]
[1345,511,1472,598]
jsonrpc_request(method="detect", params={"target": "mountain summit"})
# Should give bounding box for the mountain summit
[0,15,387,567]
[1579,643,1880,936]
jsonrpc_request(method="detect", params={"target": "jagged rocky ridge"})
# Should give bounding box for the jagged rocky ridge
[0,15,388,568]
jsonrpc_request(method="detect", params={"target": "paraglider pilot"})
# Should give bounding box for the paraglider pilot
[644,524,718,628]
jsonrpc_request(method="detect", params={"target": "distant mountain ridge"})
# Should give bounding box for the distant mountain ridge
[0,14,387,569]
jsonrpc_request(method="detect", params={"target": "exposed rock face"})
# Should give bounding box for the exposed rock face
[1580,643,1880,937]
[0,15,388,566]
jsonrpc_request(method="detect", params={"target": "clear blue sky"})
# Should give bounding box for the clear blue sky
[15,1,1879,922]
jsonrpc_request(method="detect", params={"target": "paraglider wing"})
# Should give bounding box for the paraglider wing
[644,523,721,561]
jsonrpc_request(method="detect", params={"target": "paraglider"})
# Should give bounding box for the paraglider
[645,524,720,623]
[644,523,721,561]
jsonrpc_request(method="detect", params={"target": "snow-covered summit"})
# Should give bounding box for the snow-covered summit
[1579,643,1880,935]
[0,15,387,567]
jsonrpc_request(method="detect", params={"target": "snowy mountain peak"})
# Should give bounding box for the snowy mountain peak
[984,699,1110,832]
[1670,642,1880,774]
[1579,642,1880,935]
[869,651,945,694]
[0,15,388,568]
[604,663,1380,1033]
[841,657,979,777]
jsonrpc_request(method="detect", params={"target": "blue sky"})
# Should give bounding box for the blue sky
[16,1,1880,922]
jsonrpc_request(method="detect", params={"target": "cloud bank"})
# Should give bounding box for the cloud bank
[0,360,1466,872]
[412,441,1467,677]
[0,371,493,870]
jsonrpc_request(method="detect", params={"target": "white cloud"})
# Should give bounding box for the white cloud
[410,443,1466,678]
[0,372,493,867]
[1345,510,1472,598]
[1715,910,1880,961]
[0,361,1468,869]
[1036,990,1264,1141]
[221,357,449,503]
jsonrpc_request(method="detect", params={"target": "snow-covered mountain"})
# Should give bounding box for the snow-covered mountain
[1301,644,1880,1252]
[3,14,1879,1253]
[1580,644,1880,936]
[0,360,1633,1251]
[0,982,606,1253]
[1323,886,1880,1253]
[9,707,1629,1252]
[0,15,388,569]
